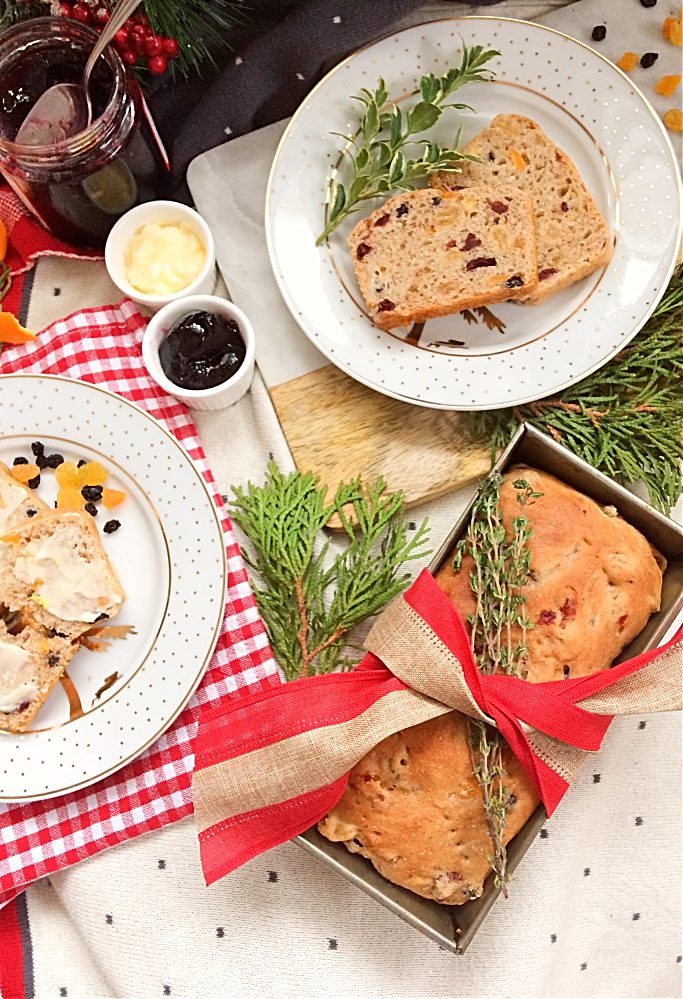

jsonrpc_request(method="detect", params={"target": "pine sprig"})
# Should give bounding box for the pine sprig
[231,464,430,681]
[317,43,500,244]
[453,475,541,892]
[470,266,683,513]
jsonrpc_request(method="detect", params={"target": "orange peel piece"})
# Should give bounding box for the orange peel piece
[663,108,683,132]
[10,462,39,484]
[617,51,639,72]
[508,147,526,170]
[0,312,35,345]
[655,74,682,96]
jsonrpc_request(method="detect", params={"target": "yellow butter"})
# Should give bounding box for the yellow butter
[125,222,206,296]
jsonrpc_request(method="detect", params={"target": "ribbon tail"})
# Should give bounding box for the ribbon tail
[491,707,568,816]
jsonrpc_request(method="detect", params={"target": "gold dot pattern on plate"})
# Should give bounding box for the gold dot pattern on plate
[266,16,681,411]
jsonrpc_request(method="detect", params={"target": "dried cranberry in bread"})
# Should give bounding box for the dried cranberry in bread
[0,619,77,734]
[319,468,665,905]
[349,187,538,330]
[430,115,613,305]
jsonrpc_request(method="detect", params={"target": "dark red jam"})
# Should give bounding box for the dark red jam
[159,312,246,391]
[0,19,163,247]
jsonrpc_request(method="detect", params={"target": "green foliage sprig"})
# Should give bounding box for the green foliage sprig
[231,464,430,681]
[317,44,500,244]
[453,475,541,892]
[471,265,683,513]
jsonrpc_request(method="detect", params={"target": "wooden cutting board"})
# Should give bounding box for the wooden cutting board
[187,123,492,519]
[270,363,492,522]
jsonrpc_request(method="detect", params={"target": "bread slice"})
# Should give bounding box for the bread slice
[0,462,49,532]
[430,114,613,305]
[0,510,125,642]
[348,187,538,330]
[0,618,78,733]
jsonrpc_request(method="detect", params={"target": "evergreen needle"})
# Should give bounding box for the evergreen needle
[470,265,683,513]
[231,464,430,681]
[317,43,499,244]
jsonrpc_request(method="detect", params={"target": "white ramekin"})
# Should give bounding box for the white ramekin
[142,295,255,411]
[105,200,216,312]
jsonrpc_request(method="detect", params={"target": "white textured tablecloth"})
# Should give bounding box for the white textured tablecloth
[10,0,683,992]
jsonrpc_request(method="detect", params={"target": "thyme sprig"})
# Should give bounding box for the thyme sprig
[453,475,541,891]
[231,464,430,681]
[471,265,683,513]
[317,44,499,244]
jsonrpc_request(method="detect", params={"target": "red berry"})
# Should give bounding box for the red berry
[144,36,162,57]
[121,49,137,66]
[162,37,179,57]
[71,3,91,23]
[131,33,146,54]
[147,54,167,75]
[131,23,146,38]
[114,27,129,48]
[58,2,72,15]
[94,7,110,24]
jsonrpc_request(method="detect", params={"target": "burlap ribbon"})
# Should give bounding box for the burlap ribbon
[192,569,682,886]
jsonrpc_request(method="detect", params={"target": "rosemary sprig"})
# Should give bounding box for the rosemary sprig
[470,265,683,513]
[453,475,541,891]
[317,44,499,244]
[231,464,430,681]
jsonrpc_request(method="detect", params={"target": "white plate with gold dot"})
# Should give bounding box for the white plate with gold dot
[0,374,226,802]
[266,16,682,410]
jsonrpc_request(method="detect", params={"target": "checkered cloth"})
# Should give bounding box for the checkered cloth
[0,298,280,910]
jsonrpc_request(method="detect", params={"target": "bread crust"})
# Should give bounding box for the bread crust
[319,468,664,904]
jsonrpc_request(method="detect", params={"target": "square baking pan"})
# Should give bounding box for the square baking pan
[296,423,683,954]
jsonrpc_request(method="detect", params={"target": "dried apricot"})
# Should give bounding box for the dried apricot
[55,461,81,487]
[617,51,639,72]
[508,147,526,170]
[663,17,675,40]
[11,462,39,484]
[101,488,126,509]
[56,486,84,511]
[655,74,682,96]
[670,19,683,44]
[663,108,683,131]
[78,461,107,486]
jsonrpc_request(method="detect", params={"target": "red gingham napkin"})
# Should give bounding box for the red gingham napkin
[0,298,280,910]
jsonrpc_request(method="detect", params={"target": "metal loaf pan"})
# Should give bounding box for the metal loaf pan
[296,424,683,954]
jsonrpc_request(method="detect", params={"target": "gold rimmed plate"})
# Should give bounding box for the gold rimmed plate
[0,374,226,802]
[265,16,682,410]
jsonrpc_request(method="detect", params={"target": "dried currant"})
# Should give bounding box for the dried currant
[538,267,557,281]
[45,453,64,469]
[373,214,390,227]
[395,203,409,218]
[640,52,658,68]
[461,233,481,251]
[31,442,45,457]
[537,609,557,625]
[446,239,458,249]
[466,257,497,270]
[560,597,576,621]
[377,299,396,312]
[488,199,509,214]
[47,653,60,668]
[431,196,442,206]
[591,25,606,41]
[12,456,28,465]
[504,275,524,288]
[560,201,569,212]
[356,242,372,260]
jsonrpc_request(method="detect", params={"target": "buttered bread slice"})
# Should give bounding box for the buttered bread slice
[1,510,124,642]
[430,115,613,305]
[0,619,78,734]
[349,187,538,330]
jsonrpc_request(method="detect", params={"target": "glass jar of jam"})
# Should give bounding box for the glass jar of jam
[0,17,163,248]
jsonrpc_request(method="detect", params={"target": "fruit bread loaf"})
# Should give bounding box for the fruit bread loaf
[348,186,538,330]
[0,462,49,532]
[318,467,665,905]
[430,114,613,305]
[0,509,124,643]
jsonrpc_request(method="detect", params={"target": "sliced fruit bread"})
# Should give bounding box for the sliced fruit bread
[0,618,78,733]
[430,114,612,305]
[0,509,125,643]
[349,186,538,330]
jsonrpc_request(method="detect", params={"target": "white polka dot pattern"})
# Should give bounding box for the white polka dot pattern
[266,17,682,410]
